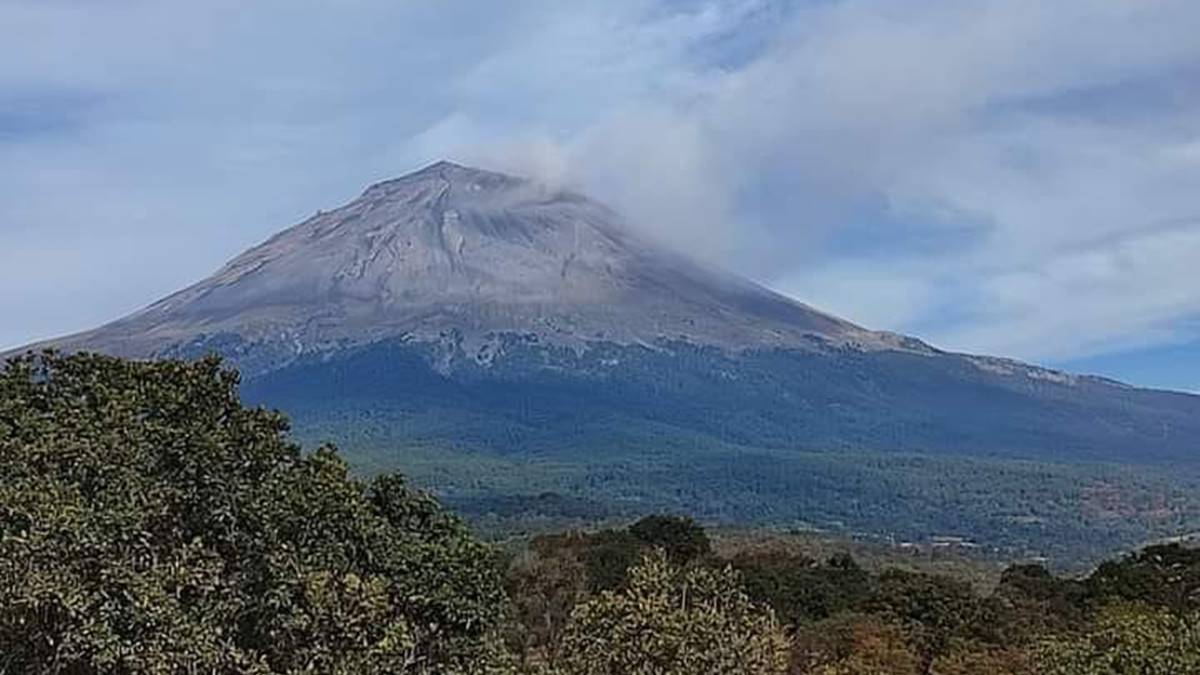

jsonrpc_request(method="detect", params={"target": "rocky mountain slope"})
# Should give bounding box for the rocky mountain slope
[32,161,918,376]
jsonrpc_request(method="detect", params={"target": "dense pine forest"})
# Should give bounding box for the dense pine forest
[2,352,1199,673]
[253,338,1200,568]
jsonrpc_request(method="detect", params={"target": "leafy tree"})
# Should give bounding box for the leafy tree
[930,647,1034,675]
[579,529,644,592]
[1036,604,1200,675]
[1085,543,1200,612]
[985,564,1090,645]
[733,551,871,624]
[504,544,589,670]
[0,352,511,674]
[557,550,789,675]
[790,613,921,675]
[628,515,711,564]
[867,570,984,669]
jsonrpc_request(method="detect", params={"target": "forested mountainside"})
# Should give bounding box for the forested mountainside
[245,337,1200,564]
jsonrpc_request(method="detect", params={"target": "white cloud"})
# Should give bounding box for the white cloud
[607,0,1200,361]
[1,0,1198,369]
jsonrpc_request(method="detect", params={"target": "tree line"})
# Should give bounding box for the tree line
[2,352,1198,673]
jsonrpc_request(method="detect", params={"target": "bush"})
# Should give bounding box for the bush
[558,550,789,675]
[1085,544,1200,612]
[733,551,872,624]
[1036,604,1200,675]
[628,515,711,564]
[790,613,920,675]
[0,352,510,674]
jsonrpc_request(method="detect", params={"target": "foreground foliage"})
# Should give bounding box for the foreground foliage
[1037,605,1200,675]
[0,352,507,673]
[558,551,789,675]
[5,352,1200,674]
[506,522,1200,674]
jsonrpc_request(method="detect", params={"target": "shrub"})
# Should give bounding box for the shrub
[558,550,789,675]
[1036,604,1200,675]
[0,352,510,674]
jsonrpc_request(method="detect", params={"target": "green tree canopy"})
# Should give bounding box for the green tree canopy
[0,352,509,674]
[1086,543,1200,612]
[558,550,789,675]
[628,515,711,565]
[1036,604,1200,675]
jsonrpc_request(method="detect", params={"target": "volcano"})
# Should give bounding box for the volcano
[15,161,1200,557]
[34,161,910,374]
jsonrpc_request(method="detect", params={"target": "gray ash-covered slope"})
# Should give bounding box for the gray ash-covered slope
[38,161,890,375]
[21,161,1200,465]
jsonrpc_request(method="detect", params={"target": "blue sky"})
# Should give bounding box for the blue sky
[1,0,1198,392]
